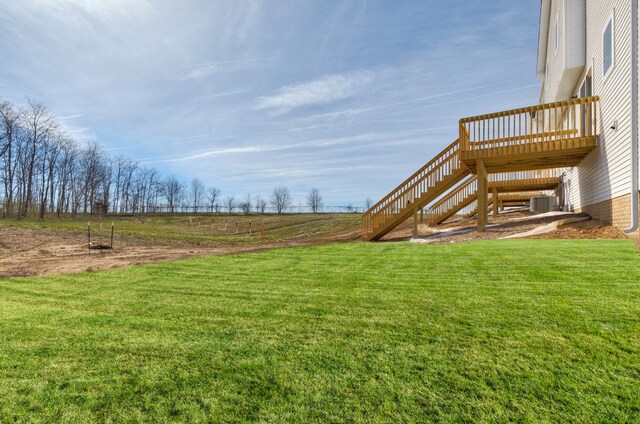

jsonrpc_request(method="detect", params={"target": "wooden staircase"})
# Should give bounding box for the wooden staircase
[361,96,600,240]
[426,176,478,226]
[426,169,561,226]
[361,139,470,241]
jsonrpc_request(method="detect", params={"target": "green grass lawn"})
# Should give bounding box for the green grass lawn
[1,240,639,422]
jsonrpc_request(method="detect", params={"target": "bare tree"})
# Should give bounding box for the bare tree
[270,186,291,214]
[190,178,205,212]
[0,101,21,216]
[207,187,221,213]
[162,175,184,213]
[365,197,373,210]
[255,195,267,213]
[224,195,236,214]
[238,194,252,214]
[20,99,56,218]
[307,188,323,213]
[79,141,109,215]
[0,96,270,221]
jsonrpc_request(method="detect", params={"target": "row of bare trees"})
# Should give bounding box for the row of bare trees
[0,98,326,219]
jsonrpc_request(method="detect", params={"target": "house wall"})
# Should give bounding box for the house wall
[540,0,565,103]
[541,0,636,229]
[540,0,586,103]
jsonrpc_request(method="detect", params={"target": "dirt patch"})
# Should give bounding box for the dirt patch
[0,226,359,279]
[387,211,631,245]
[525,218,628,240]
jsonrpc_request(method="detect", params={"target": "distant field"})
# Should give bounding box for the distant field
[0,213,361,246]
[1,240,639,421]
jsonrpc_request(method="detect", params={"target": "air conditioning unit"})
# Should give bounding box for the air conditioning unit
[530,196,559,213]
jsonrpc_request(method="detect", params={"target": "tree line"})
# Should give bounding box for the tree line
[0,98,328,219]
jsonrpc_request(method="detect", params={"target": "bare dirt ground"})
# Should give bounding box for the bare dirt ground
[0,226,360,278]
[383,210,629,244]
[1,211,632,278]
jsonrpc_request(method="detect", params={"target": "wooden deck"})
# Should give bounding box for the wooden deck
[459,96,599,231]
[361,96,601,239]
[459,96,599,174]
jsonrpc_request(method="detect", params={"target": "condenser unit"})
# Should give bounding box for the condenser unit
[530,196,559,213]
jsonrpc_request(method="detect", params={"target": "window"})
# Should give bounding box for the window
[603,16,614,78]
[555,12,559,55]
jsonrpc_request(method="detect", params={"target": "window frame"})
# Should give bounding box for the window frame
[602,11,615,81]
[555,11,560,57]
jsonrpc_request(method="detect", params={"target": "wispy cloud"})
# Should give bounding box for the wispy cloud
[59,113,83,120]
[140,133,382,164]
[254,71,374,115]
[183,57,285,80]
[104,146,134,151]
[389,83,540,116]
[194,90,250,100]
[286,82,502,124]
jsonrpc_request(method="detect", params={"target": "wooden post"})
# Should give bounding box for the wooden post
[260,222,265,239]
[413,203,418,237]
[492,187,499,218]
[87,222,91,252]
[477,159,488,232]
[110,222,114,248]
[420,208,424,224]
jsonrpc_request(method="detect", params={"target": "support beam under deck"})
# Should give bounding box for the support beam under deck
[477,159,488,232]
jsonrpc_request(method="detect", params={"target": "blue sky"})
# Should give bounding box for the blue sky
[0,0,541,207]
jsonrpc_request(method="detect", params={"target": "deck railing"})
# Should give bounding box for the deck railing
[460,96,599,153]
[499,192,547,202]
[362,138,464,238]
[488,168,561,184]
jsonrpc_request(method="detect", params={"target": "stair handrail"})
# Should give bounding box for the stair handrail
[427,176,478,221]
[362,138,464,237]
[364,138,460,215]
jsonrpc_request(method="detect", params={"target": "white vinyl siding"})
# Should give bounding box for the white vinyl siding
[539,0,586,103]
[563,0,632,215]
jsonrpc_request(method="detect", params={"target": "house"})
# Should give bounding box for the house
[538,0,638,235]
[361,0,639,241]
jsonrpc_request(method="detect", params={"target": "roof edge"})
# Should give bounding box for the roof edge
[537,0,552,80]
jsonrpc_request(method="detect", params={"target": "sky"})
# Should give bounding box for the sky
[0,0,542,207]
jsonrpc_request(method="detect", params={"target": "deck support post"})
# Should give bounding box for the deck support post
[492,187,499,218]
[477,159,488,232]
[412,203,418,237]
